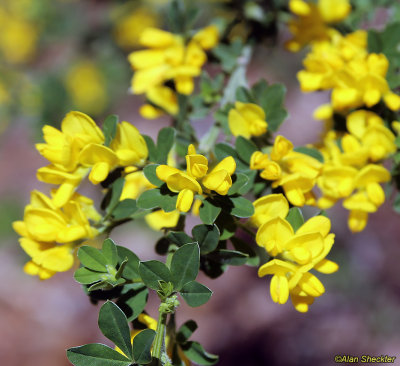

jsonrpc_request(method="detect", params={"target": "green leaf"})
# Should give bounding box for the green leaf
[293,146,324,163]
[252,81,288,132]
[235,86,253,103]
[207,249,248,266]
[112,199,138,220]
[177,320,198,344]
[74,267,104,285]
[228,173,250,196]
[137,188,177,212]
[199,199,222,225]
[192,224,220,254]
[166,231,194,246]
[103,115,118,147]
[286,207,304,232]
[143,164,164,187]
[368,29,382,53]
[139,260,172,290]
[229,196,254,218]
[98,301,133,360]
[180,281,212,307]
[102,239,118,268]
[106,178,125,214]
[116,246,140,280]
[181,341,218,365]
[170,243,200,291]
[78,246,109,272]
[117,284,149,322]
[212,39,243,72]
[132,329,156,364]
[67,343,131,366]
[230,237,259,266]
[88,280,111,292]
[214,143,239,161]
[143,135,157,162]
[235,136,258,163]
[156,127,175,164]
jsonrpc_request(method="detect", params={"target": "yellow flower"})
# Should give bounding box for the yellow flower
[202,156,236,195]
[110,121,149,166]
[250,193,289,228]
[140,86,179,119]
[186,144,208,179]
[228,101,267,138]
[121,168,155,201]
[36,111,104,172]
[145,209,180,231]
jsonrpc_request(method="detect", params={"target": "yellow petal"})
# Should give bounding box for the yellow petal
[314,259,339,274]
[176,189,194,212]
[348,209,369,232]
[251,193,289,227]
[270,275,289,304]
[296,215,331,237]
[145,209,180,231]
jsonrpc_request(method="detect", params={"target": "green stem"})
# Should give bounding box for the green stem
[237,221,256,237]
[152,309,168,363]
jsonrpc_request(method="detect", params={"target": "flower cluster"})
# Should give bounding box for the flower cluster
[251,194,338,312]
[315,109,394,232]
[250,135,322,207]
[297,29,400,112]
[128,25,219,118]
[286,0,351,51]
[228,102,268,138]
[157,144,236,212]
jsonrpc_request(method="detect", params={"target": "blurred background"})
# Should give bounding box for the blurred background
[1,0,399,365]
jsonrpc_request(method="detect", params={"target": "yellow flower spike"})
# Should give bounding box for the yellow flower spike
[260,161,282,180]
[110,121,148,166]
[165,172,202,195]
[343,191,377,213]
[228,102,267,138]
[79,144,119,184]
[250,193,289,228]
[348,209,369,232]
[192,25,219,50]
[176,189,195,213]
[317,165,357,199]
[278,174,314,207]
[186,144,208,179]
[145,209,180,231]
[317,0,351,23]
[121,170,155,200]
[270,135,293,161]
[346,110,383,139]
[185,41,207,68]
[285,233,325,265]
[354,164,391,188]
[175,75,195,95]
[256,217,294,256]
[362,125,396,162]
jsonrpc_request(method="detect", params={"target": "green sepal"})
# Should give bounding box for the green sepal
[138,260,172,290]
[293,146,324,163]
[181,341,219,365]
[192,224,220,254]
[229,196,254,218]
[286,207,304,232]
[179,281,212,307]
[112,199,138,220]
[170,243,200,291]
[199,199,222,225]
[116,245,140,280]
[98,301,133,360]
[132,329,156,364]
[143,164,164,187]
[156,127,175,164]
[67,343,131,366]
[103,115,119,147]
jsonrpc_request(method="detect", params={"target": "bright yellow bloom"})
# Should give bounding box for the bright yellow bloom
[228,101,267,138]
[157,144,236,212]
[121,168,155,201]
[251,135,322,206]
[250,193,289,228]
[257,212,338,312]
[145,209,180,231]
[140,86,179,119]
